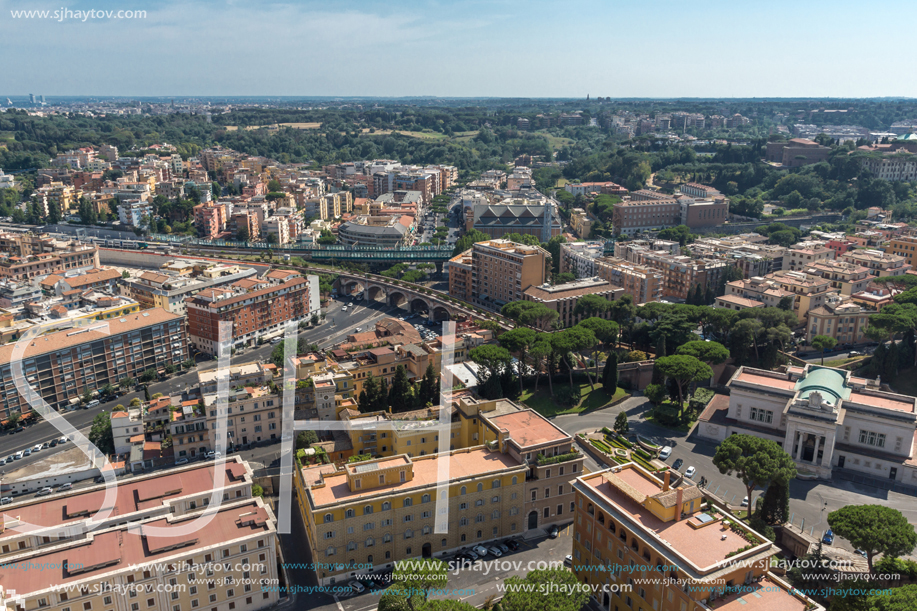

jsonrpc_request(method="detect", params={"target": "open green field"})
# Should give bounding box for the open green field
[521,383,627,418]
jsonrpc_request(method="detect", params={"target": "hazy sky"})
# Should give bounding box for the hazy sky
[2,0,915,98]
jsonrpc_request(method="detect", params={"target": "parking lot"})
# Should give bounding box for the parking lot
[328,524,573,611]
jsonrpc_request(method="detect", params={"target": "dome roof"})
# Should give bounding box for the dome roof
[794,366,850,406]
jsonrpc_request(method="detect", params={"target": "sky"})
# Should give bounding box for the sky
[1,0,916,98]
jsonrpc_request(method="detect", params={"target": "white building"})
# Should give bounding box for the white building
[117,200,153,227]
[698,364,917,483]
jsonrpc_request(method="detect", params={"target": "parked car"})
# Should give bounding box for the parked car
[684,466,697,479]
[659,446,672,460]
[822,529,834,545]
[473,545,489,557]
[564,555,573,566]
[59,436,68,444]
[488,546,502,557]
[32,444,42,453]
[205,451,222,460]
[464,550,479,561]
[86,399,100,409]
[0,497,13,505]
[58,483,72,491]
[12,426,24,433]
[4,455,13,464]
[36,487,53,496]
[505,540,520,551]
[497,543,509,554]
[175,457,189,465]
[14,451,23,460]
[549,525,560,539]
[741,496,749,507]
[50,439,58,447]
[41,442,50,449]
[23,449,31,457]
[349,581,365,594]
[672,458,684,471]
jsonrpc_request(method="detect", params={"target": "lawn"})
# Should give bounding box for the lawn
[520,383,627,418]
[644,402,699,433]
[821,355,865,368]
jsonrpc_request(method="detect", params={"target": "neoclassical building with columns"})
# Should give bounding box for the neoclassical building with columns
[698,364,917,483]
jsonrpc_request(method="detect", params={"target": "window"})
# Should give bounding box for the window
[364,505,373,515]
[421,494,430,503]
[749,407,773,424]
[324,513,333,524]
[382,501,391,510]
[345,509,355,518]
[460,486,466,495]
[404,530,413,539]
[859,430,886,448]
[403,498,413,507]
[477,483,483,492]
[492,479,501,488]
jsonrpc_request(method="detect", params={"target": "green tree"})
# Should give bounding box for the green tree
[498,327,537,396]
[614,411,629,435]
[858,584,917,611]
[644,383,667,404]
[88,412,114,455]
[388,365,413,412]
[551,327,596,390]
[501,568,588,611]
[654,355,712,405]
[236,226,250,242]
[469,344,513,399]
[602,350,618,391]
[81,386,94,405]
[418,363,439,407]
[758,478,790,525]
[358,374,381,412]
[378,558,448,611]
[140,367,158,383]
[713,434,797,513]
[119,376,136,389]
[828,505,917,573]
[577,317,618,385]
[810,334,837,365]
[296,430,319,449]
[675,340,729,366]
[777,296,794,311]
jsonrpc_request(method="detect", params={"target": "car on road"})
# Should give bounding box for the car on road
[4,455,12,464]
[672,458,684,471]
[464,550,479,561]
[741,496,749,507]
[14,451,23,460]
[497,542,509,554]
[12,426,24,434]
[59,436,68,444]
[205,451,222,460]
[50,439,58,447]
[23,449,31,457]
[822,529,834,545]
[175,458,189,465]
[0,497,12,505]
[659,446,672,460]
[58,483,72,491]
[86,399,100,409]
[473,545,490,557]
[37,487,53,496]
[41,441,50,449]
[32,444,42,453]
[549,525,560,538]
[684,466,697,479]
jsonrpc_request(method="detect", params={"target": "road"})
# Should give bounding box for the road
[0,297,405,474]
[553,395,917,558]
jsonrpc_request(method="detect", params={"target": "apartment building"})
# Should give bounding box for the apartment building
[612,199,680,235]
[522,277,623,328]
[559,241,608,279]
[770,270,832,323]
[806,294,873,345]
[40,267,122,296]
[716,276,795,311]
[118,200,153,227]
[449,239,550,311]
[613,240,680,264]
[338,215,411,248]
[785,244,835,271]
[185,276,320,354]
[569,208,593,239]
[887,234,917,269]
[593,258,664,304]
[121,266,259,317]
[572,463,823,611]
[0,308,187,418]
[0,234,100,281]
[803,260,872,296]
[194,201,227,239]
[0,498,280,611]
[623,251,729,301]
[296,447,528,585]
[841,249,910,278]
[199,384,282,451]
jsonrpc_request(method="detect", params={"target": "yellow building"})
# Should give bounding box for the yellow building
[572,463,824,611]
[887,234,917,270]
[295,447,528,585]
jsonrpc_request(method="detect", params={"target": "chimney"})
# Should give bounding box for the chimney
[675,487,683,521]
[663,470,670,492]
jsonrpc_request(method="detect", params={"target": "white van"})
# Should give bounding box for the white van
[86,400,100,409]
[270,337,283,345]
